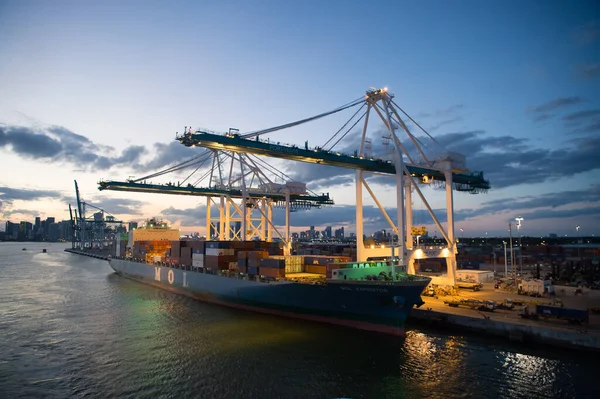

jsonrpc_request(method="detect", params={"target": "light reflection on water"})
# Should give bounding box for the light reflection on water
[0,242,597,399]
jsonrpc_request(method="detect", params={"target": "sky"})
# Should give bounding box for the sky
[1,0,599,238]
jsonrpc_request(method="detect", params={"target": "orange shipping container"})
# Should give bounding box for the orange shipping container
[306,265,326,274]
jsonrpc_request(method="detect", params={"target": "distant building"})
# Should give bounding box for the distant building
[549,233,558,238]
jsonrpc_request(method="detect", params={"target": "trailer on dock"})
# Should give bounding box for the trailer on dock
[519,305,589,324]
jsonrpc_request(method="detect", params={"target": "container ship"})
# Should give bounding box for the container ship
[109,220,431,336]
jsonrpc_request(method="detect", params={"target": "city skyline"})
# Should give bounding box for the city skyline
[1,1,600,237]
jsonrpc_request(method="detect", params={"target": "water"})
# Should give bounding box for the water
[0,242,597,399]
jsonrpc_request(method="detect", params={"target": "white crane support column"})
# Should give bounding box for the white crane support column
[285,190,290,243]
[267,201,273,242]
[225,196,231,240]
[405,182,413,249]
[260,199,267,240]
[206,196,212,239]
[383,95,406,276]
[219,196,225,240]
[356,170,364,261]
[406,182,415,275]
[444,170,457,286]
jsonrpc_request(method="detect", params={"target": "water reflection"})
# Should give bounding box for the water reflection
[0,242,597,399]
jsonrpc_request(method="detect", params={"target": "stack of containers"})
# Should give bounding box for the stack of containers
[180,247,192,267]
[183,241,205,268]
[204,241,236,270]
[246,251,268,275]
[237,251,248,273]
[259,258,286,278]
[304,256,352,275]
[166,240,181,264]
[270,255,304,274]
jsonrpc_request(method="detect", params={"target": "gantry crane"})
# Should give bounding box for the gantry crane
[71,180,123,249]
[176,88,491,285]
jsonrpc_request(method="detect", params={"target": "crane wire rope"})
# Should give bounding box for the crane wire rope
[391,99,445,150]
[321,103,366,150]
[325,109,367,152]
[179,153,212,186]
[240,96,365,139]
[191,151,227,187]
[132,149,212,182]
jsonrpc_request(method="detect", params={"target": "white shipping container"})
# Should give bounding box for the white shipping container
[192,259,204,267]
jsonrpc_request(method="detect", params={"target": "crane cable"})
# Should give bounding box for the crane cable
[241,96,365,139]
[132,149,212,182]
[321,103,366,150]
[325,108,367,152]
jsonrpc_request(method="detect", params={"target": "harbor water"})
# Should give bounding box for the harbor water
[0,242,597,399]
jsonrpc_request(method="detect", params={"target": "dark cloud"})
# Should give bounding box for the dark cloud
[0,186,63,203]
[1,209,40,218]
[0,124,146,171]
[463,185,600,217]
[439,131,600,188]
[532,113,553,122]
[563,109,600,121]
[573,21,600,46]
[576,63,600,80]
[527,97,587,117]
[0,186,65,218]
[143,141,201,171]
[521,206,600,221]
[572,119,600,135]
[427,116,462,132]
[87,197,147,216]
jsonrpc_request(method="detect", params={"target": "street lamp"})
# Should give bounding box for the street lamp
[416,235,421,248]
[576,225,580,258]
[503,241,508,278]
[516,217,524,276]
[460,228,464,241]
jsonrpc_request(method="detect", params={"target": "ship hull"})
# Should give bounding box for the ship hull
[109,258,429,336]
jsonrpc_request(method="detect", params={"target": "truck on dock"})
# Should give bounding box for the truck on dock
[518,305,589,324]
[445,299,496,312]
[456,282,482,291]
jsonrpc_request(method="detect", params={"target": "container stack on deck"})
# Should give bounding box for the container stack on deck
[133,240,172,263]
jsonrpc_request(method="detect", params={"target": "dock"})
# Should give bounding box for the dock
[409,282,600,352]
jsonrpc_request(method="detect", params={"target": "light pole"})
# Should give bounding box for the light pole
[460,228,464,241]
[576,225,580,258]
[516,216,523,276]
[509,222,515,282]
[416,235,421,248]
[503,241,508,278]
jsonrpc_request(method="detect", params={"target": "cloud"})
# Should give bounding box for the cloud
[427,116,462,132]
[573,21,600,46]
[563,109,600,122]
[0,124,146,171]
[575,63,600,80]
[86,197,147,216]
[1,209,40,218]
[465,185,600,216]
[526,97,587,120]
[0,186,64,204]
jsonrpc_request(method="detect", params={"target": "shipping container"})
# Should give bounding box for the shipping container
[260,258,286,269]
[306,265,327,274]
[248,266,258,275]
[261,267,285,278]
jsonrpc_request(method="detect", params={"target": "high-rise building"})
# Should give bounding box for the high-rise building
[324,226,332,239]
